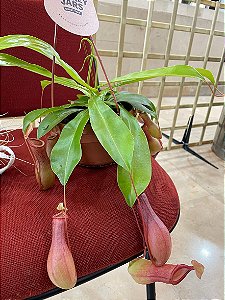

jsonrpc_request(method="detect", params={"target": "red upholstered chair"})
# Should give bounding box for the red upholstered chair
[0,1,180,299]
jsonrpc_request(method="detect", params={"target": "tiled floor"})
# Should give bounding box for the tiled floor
[1,112,224,300]
[47,144,224,300]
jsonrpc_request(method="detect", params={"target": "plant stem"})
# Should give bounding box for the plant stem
[90,36,119,112]
[63,185,71,250]
[129,173,146,249]
[51,23,58,108]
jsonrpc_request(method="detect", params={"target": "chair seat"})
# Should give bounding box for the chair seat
[1,129,180,299]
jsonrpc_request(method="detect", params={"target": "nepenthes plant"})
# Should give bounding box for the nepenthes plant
[0,34,216,206]
[0,33,214,289]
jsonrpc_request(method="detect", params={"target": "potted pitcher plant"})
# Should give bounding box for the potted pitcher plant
[0,34,214,290]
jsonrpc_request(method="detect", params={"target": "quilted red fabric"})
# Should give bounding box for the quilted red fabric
[0,0,94,116]
[1,130,180,299]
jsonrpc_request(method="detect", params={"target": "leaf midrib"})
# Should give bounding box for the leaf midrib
[93,101,131,172]
[62,113,86,185]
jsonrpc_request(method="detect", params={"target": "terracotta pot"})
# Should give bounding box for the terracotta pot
[79,124,115,167]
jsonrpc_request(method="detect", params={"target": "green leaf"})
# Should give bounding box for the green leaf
[0,53,91,96]
[69,95,89,107]
[49,77,91,95]
[0,53,52,77]
[196,68,215,84]
[111,92,157,119]
[41,80,51,90]
[37,108,82,138]
[0,34,95,91]
[51,110,89,185]
[23,105,74,133]
[117,107,151,207]
[88,96,134,171]
[80,37,94,51]
[108,65,215,87]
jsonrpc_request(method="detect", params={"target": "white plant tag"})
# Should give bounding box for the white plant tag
[44,0,99,36]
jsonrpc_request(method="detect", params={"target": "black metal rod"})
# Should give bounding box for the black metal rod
[145,251,156,300]
[146,283,156,300]
[182,115,194,145]
[162,115,218,169]
[162,133,182,145]
[183,145,218,169]
[27,251,144,300]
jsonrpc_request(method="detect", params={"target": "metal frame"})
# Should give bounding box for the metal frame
[167,0,201,150]
[95,0,224,150]
[138,0,155,94]
[200,48,225,144]
[156,0,179,116]
[27,251,144,300]
[116,0,128,77]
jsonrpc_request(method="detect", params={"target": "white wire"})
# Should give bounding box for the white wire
[0,146,16,175]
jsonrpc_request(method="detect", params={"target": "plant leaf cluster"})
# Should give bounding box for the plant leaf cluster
[0,35,216,206]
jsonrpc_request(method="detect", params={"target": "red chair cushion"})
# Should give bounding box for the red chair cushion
[1,129,180,299]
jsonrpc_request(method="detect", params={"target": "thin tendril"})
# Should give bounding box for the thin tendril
[89,36,119,112]
[82,39,98,89]
[205,80,225,97]
[63,184,68,212]
[51,23,58,108]
[83,43,93,85]
[63,185,71,250]
[131,206,146,253]
[87,56,93,85]
[39,89,44,123]
[129,173,146,250]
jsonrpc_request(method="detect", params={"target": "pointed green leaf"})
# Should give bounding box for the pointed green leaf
[51,110,89,185]
[69,95,89,107]
[108,65,215,87]
[0,53,91,96]
[37,108,82,138]
[41,80,51,90]
[117,108,151,207]
[196,68,215,84]
[112,92,157,119]
[88,97,134,171]
[0,34,95,91]
[0,53,52,77]
[22,105,75,133]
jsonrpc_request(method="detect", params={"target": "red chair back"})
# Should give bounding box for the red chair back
[0,0,92,117]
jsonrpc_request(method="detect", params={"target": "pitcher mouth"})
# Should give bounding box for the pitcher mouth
[27,137,45,148]
[53,211,68,219]
[171,264,194,285]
